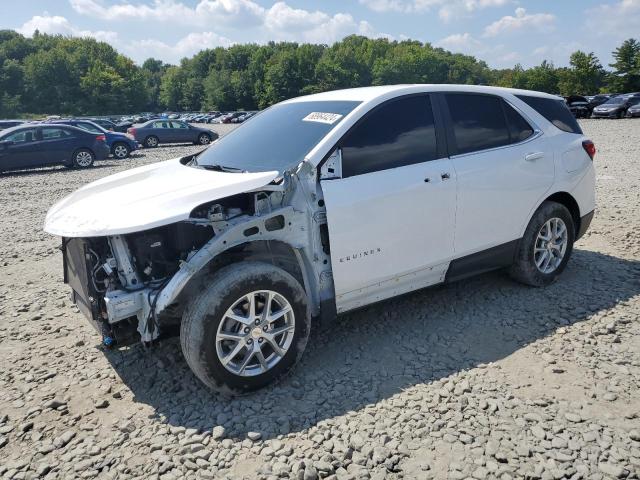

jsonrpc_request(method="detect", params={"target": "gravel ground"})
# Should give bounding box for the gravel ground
[0,119,639,480]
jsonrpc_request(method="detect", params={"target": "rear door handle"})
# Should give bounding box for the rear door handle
[441,172,451,180]
[524,152,544,162]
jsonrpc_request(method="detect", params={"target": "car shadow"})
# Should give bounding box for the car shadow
[103,248,640,439]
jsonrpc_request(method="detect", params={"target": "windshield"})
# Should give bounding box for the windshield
[603,97,624,105]
[194,100,360,173]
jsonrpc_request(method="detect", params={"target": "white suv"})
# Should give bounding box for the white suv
[44,85,596,394]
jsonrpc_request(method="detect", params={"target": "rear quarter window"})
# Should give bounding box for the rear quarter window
[516,95,582,134]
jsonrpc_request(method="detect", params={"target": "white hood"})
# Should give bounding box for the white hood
[44,158,279,237]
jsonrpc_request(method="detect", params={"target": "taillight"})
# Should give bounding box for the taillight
[582,140,596,160]
[127,127,136,135]
[96,135,106,142]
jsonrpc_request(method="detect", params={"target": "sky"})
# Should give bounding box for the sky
[2,0,639,68]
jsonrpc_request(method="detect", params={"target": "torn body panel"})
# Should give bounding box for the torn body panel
[57,159,334,345]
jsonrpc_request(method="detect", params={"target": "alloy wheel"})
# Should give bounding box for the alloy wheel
[113,145,129,158]
[533,217,568,274]
[75,151,93,167]
[215,290,295,377]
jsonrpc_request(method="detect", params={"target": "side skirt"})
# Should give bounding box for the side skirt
[445,239,520,283]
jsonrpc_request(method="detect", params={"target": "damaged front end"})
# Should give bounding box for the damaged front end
[59,163,331,347]
[62,220,214,345]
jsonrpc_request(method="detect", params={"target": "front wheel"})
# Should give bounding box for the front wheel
[72,149,95,168]
[509,201,575,287]
[180,262,310,395]
[197,133,212,145]
[111,142,131,159]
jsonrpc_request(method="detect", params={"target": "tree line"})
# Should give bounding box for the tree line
[1,29,639,117]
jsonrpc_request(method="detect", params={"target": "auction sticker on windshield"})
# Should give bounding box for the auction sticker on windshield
[302,112,343,124]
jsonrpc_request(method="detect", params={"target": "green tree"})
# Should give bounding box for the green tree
[522,60,558,93]
[608,38,640,92]
[159,66,186,110]
[557,51,604,95]
[141,58,168,111]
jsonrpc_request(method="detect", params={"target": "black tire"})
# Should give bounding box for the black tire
[617,110,624,119]
[509,201,575,287]
[144,136,159,148]
[180,261,310,395]
[111,142,131,159]
[72,148,95,169]
[197,133,212,145]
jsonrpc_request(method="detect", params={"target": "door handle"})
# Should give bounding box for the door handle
[441,172,451,180]
[524,152,544,162]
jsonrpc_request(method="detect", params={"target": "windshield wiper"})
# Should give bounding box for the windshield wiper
[199,164,247,173]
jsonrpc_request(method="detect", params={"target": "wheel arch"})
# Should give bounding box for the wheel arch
[542,191,581,235]
[164,239,316,323]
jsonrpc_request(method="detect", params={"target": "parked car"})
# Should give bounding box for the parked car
[588,94,613,110]
[0,120,25,131]
[223,112,245,123]
[88,118,132,133]
[128,120,217,148]
[565,95,591,118]
[626,102,640,118]
[44,85,595,393]
[0,124,109,172]
[49,119,138,159]
[591,95,640,118]
[207,113,225,123]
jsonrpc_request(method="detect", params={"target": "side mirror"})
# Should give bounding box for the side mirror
[320,148,343,180]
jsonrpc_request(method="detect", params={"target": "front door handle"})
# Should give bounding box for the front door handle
[524,152,544,162]
[441,172,451,180]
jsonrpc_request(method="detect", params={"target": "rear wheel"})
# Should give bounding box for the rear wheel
[72,149,95,168]
[144,136,159,148]
[180,262,310,395]
[509,201,575,287]
[111,142,131,159]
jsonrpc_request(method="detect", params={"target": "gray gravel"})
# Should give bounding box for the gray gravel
[0,119,639,479]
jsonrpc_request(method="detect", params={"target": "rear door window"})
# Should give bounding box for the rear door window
[42,128,72,140]
[340,94,438,177]
[515,95,582,134]
[153,121,169,128]
[503,102,534,143]
[445,93,510,155]
[171,121,188,129]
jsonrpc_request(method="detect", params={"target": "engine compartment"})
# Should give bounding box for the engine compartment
[62,190,291,344]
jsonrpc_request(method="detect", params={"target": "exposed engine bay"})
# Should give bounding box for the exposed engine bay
[61,163,333,346]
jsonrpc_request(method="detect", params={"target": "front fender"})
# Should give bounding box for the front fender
[154,206,308,315]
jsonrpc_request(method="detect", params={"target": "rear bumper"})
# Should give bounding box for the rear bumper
[576,210,594,241]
